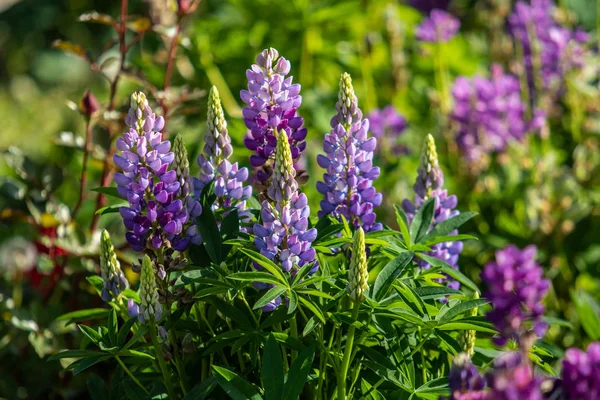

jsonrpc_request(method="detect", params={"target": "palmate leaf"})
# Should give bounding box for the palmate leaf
[298,296,326,324]
[228,272,283,286]
[435,329,462,356]
[410,197,436,243]
[254,286,288,310]
[240,249,288,284]
[417,253,479,293]
[421,212,477,242]
[262,335,284,400]
[413,286,461,300]
[437,299,490,325]
[212,366,263,400]
[372,251,414,301]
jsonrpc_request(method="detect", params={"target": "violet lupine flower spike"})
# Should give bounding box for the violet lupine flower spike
[367,105,408,157]
[317,73,382,232]
[561,342,600,399]
[481,245,549,347]
[172,134,202,250]
[446,353,487,400]
[402,135,462,282]
[253,129,318,311]
[114,92,191,252]
[486,352,543,400]
[195,86,252,215]
[415,9,460,43]
[99,229,128,302]
[241,48,307,191]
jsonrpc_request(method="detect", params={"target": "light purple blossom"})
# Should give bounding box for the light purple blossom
[416,9,460,43]
[561,342,600,399]
[486,352,543,400]
[482,245,549,346]
[367,105,408,156]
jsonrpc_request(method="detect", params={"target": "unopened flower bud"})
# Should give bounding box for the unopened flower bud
[267,129,297,204]
[99,230,128,302]
[346,227,369,302]
[80,90,99,117]
[139,255,162,323]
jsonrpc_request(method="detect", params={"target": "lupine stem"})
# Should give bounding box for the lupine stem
[337,302,360,400]
[116,355,149,395]
[149,320,176,399]
[289,316,298,363]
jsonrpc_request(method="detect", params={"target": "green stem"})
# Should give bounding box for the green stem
[289,317,299,363]
[149,320,176,399]
[169,330,188,395]
[337,302,360,400]
[116,355,150,395]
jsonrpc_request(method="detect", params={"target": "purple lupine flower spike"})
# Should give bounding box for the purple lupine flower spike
[410,0,451,13]
[317,73,382,232]
[195,86,252,220]
[241,48,307,187]
[253,129,318,311]
[446,353,488,400]
[114,92,190,252]
[481,245,549,346]
[415,9,460,43]
[402,135,462,284]
[367,105,408,156]
[561,342,600,399]
[486,352,543,400]
[451,65,542,164]
[508,0,588,104]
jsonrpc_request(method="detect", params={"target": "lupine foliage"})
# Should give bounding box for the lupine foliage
[1,0,600,398]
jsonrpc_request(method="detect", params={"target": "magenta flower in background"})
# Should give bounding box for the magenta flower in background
[451,65,543,162]
[447,353,488,400]
[561,342,600,399]
[241,48,307,184]
[482,245,549,346]
[317,73,382,232]
[415,9,460,43]
[486,352,543,400]
[367,105,408,156]
[508,0,588,104]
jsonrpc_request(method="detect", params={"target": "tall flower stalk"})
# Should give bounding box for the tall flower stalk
[317,73,382,232]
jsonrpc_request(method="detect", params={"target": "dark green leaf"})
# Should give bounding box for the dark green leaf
[298,296,326,324]
[254,286,288,310]
[437,299,490,325]
[394,205,411,247]
[435,330,462,355]
[56,308,110,324]
[183,377,217,400]
[422,212,477,242]
[91,186,121,198]
[228,272,283,286]
[196,206,222,264]
[410,197,436,243]
[282,345,315,400]
[413,286,461,300]
[372,252,414,301]
[48,349,105,361]
[240,249,287,284]
[107,309,117,347]
[87,373,110,400]
[417,254,479,293]
[262,335,284,400]
[78,324,102,345]
[212,365,263,400]
[95,204,128,215]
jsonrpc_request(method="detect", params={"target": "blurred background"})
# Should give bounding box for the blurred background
[1,0,599,398]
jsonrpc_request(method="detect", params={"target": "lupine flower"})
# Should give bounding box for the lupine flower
[482,245,549,346]
[347,227,368,302]
[127,298,140,318]
[253,129,318,311]
[241,48,307,184]
[99,229,128,302]
[486,352,543,400]
[114,92,192,251]
[195,86,252,216]
[446,353,487,400]
[415,9,460,43]
[367,105,408,156]
[139,254,162,322]
[172,134,202,250]
[508,0,588,104]
[402,134,462,284]
[317,73,382,232]
[451,65,541,162]
[561,342,600,399]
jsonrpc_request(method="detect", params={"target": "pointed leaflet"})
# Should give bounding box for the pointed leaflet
[372,251,414,301]
[262,335,285,400]
[282,345,316,399]
[212,366,263,400]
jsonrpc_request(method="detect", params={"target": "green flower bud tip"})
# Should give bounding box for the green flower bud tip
[173,133,191,197]
[335,72,362,129]
[99,229,128,302]
[140,254,162,322]
[347,227,369,302]
[267,129,297,204]
[205,85,233,162]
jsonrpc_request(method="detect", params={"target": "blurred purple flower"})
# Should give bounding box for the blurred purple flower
[402,134,462,285]
[241,48,307,184]
[508,0,588,103]
[410,0,451,13]
[114,92,194,252]
[482,245,549,346]
[561,342,600,399]
[486,352,543,400]
[367,105,408,156]
[416,9,460,43]
[451,65,542,161]
[448,353,487,399]
[317,73,382,232]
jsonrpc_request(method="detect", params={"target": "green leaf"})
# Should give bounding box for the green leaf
[56,308,110,324]
[393,281,427,317]
[107,309,117,347]
[437,317,497,334]
[211,299,254,330]
[421,212,477,242]
[410,197,436,243]
[228,272,283,286]
[196,206,222,264]
[254,286,288,310]
[421,234,477,247]
[95,204,128,215]
[358,345,396,370]
[87,373,110,400]
[212,365,263,400]
[437,299,490,325]
[183,377,217,400]
[413,286,461,300]
[282,345,315,400]
[298,296,326,324]
[68,354,113,375]
[91,186,121,198]
[241,249,288,284]
[372,251,414,301]
[262,335,285,400]
[394,205,412,247]
[122,325,148,350]
[288,291,298,314]
[78,324,102,345]
[572,290,600,340]
[417,254,480,293]
[435,330,462,356]
[48,349,105,361]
